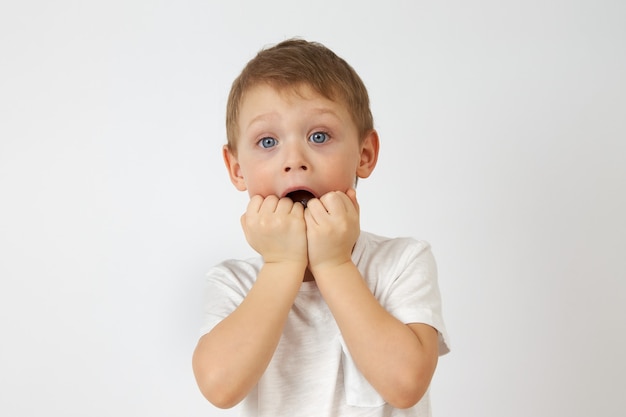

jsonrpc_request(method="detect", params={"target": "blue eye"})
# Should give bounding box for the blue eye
[258,137,277,148]
[309,131,329,144]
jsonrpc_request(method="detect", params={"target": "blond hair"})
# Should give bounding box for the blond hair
[225,39,373,152]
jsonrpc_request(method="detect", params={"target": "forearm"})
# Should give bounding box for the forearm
[314,262,439,408]
[192,261,305,408]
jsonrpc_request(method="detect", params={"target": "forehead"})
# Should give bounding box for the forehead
[238,83,351,124]
[243,82,334,105]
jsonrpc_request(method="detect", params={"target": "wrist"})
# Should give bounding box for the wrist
[263,259,308,277]
[309,258,355,281]
[262,252,308,267]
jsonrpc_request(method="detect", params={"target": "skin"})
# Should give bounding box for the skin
[192,83,439,409]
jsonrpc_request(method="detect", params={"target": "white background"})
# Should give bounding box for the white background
[1,1,624,416]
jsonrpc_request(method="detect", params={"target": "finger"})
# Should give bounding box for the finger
[319,191,349,214]
[304,198,326,224]
[247,195,264,213]
[331,189,359,214]
[259,195,280,213]
[289,198,305,216]
[304,205,319,226]
[276,196,295,214]
[305,197,327,219]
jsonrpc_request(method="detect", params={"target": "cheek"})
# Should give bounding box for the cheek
[241,162,275,193]
[327,157,359,184]
[335,152,360,173]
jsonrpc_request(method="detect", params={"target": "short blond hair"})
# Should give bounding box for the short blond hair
[225,39,373,152]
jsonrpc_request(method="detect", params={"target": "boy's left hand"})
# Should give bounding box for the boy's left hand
[304,189,360,273]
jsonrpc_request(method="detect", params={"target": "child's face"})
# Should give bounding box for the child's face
[224,83,378,201]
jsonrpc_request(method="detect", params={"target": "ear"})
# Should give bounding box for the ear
[222,145,248,191]
[356,129,380,179]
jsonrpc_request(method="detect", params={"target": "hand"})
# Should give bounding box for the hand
[304,189,360,273]
[241,195,308,265]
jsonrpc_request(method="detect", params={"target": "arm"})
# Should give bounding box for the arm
[192,196,307,408]
[313,263,439,408]
[305,190,439,409]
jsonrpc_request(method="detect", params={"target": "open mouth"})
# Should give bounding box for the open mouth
[286,190,315,207]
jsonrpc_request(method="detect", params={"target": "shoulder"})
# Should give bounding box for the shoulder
[206,256,263,291]
[354,231,437,289]
[355,230,432,263]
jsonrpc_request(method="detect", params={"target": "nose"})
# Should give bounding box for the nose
[284,164,308,172]
[283,142,309,173]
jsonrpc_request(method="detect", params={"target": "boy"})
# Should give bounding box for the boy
[192,39,449,416]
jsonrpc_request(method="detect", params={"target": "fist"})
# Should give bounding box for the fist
[240,195,308,265]
[304,189,360,272]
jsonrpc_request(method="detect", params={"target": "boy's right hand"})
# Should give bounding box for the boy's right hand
[241,195,308,265]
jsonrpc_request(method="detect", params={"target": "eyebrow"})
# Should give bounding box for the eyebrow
[246,112,278,127]
[245,107,342,131]
[309,107,342,119]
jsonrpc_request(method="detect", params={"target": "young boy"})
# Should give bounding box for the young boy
[192,39,449,416]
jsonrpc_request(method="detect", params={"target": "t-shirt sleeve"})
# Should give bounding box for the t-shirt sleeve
[380,240,451,356]
[198,261,253,337]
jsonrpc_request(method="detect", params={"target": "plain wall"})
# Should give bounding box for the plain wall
[1,1,624,416]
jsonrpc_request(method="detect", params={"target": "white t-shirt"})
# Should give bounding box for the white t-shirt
[200,231,450,417]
